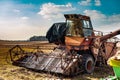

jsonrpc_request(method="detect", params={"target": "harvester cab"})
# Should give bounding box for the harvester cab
[64,14,94,50]
[8,14,120,76]
[46,14,94,45]
[65,14,93,37]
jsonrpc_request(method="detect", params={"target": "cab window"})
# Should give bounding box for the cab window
[82,20,92,28]
[66,20,83,37]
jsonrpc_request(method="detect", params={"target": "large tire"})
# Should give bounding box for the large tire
[82,54,95,74]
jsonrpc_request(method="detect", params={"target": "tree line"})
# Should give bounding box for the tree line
[29,36,48,41]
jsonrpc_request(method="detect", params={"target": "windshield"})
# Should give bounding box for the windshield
[82,20,92,28]
[66,20,84,37]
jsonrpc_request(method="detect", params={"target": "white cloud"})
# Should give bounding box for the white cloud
[95,0,101,6]
[0,2,52,40]
[83,10,106,20]
[78,0,101,6]
[13,9,20,13]
[83,10,120,23]
[78,0,91,6]
[21,16,29,20]
[83,10,120,38]
[38,3,75,19]
[108,14,120,22]
[95,22,120,32]
[0,17,49,40]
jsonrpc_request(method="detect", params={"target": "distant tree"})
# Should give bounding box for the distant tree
[29,36,48,41]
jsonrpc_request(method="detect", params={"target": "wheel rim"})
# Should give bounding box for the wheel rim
[87,60,93,71]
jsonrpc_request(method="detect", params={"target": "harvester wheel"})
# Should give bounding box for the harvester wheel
[82,54,95,74]
[9,45,24,62]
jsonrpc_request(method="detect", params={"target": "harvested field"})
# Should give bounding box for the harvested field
[0,40,115,80]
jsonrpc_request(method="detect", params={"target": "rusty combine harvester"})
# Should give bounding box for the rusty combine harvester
[9,14,120,76]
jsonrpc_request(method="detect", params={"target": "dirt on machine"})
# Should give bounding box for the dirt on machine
[8,14,120,76]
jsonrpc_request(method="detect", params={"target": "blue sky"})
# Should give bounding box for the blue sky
[0,0,120,40]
